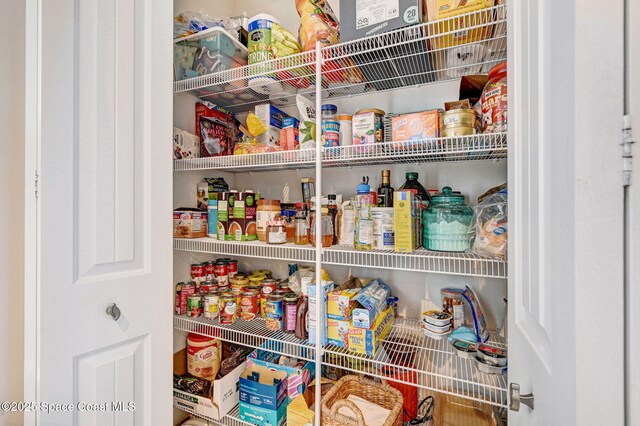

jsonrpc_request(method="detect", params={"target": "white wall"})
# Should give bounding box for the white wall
[0,1,25,425]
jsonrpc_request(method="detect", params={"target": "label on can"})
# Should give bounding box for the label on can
[205,262,216,281]
[178,283,196,315]
[322,120,340,148]
[239,292,260,321]
[191,263,206,283]
[187,295,202,318]
[265,297,284,331]
[204,294,219,319]
[219,297,237,324]
[228,260,238,278]
[261,280,277,296]
[214,262,229,286]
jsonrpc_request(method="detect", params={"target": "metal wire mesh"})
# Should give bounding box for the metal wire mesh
[174,133,507,172]
[173,403,259,426]
[173,4,507,113]
[173,239,507,279]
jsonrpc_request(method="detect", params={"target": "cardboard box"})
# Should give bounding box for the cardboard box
[308,280,335,346]
[287,378,335,426]
[327,319,350,348]
[228,191,258,241]
[424,0,495,49]
[279,117,300,151]
[239,364,288,410]
[394,190,417,253]
[340,0,424,42]
[217,193,230,241]
[174,127,200,160]
[348,306,395,356]
[247,349,316,400]
[254,104,291,146]
[173,349,245,420]
[173,208,208,238]
[327,288,360,321]
[352,279,391,329]
[391,110,441,143]
[239,400,288,426]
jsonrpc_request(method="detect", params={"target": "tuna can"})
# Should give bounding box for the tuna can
[214,261,229,286]
[265,295,284,331]
[203,293,220,319]
[187,295,202,318]
[372,207,395,250]
[219,295,237,324]
[239,291,260,321]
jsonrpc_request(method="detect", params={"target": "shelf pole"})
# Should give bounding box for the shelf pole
[314,40,323,426]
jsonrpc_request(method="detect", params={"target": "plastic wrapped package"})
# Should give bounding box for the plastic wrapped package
[470,189,508,260]
[295,0,340,51]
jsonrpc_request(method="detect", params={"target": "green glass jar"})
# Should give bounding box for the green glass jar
[422,187,473,252]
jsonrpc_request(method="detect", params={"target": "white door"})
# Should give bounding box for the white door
[24,0,173,424]
[508,0,625,424]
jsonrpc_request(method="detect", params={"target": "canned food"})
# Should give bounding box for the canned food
[231,287,244,307]
[254,269,271,278]
[265,295,284,331]
[246,285,261,293]
[239,291,260,321]
[261,279,277,296]
[214,261,229,286]
[440,109,476,137]
[217,285,230,294]
[283,293,300,333]
[203,293,220,319]
[228,260,238,278]
[219,295,237,324]
[191,263,206,283]
[260,294,269,317]
[249,274,266,287]
[187,295,202,317]
[200,281,217,295]
[175,282,184,315]
[177,282,196,315]
[205,261,216,281]
[273,289,289,297]
[231,274,249,290]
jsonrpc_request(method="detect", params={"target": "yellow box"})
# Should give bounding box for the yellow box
[327,288,360,321]
[425,0,495,49]
[394,191,417,253]
[347,307,395,357]
[327,319,350,349]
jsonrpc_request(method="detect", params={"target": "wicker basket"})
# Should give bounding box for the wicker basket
[321,375,404,426]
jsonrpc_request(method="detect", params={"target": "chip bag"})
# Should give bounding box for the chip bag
[296,0,339,51]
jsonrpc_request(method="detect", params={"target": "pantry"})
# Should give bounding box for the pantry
[25,0,628,425]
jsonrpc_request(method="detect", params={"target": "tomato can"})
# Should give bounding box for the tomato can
[265,295,284,331]
[228,259,239,278]
[200,280,217,295]
[177,282,196,315]
[203,292,220,319]
[187,295,202,317]
[219,295,237,324]
[205,261,216,281]
[191,263,206,283]
[239,291,260,321]
[214,261,229,286]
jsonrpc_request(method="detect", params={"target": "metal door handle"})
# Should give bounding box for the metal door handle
[509,383,534,411]
[106,303,121,321]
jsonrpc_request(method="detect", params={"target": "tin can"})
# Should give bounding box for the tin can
[261,279,277,296]
[217,285,230,294]
[191,263,206,283]
[216,257,232,263]
[440,109,476,137]
[249,274,266,287]
[177,282,196,315]
[265,295,284,331]
[273,289,289,297]
[239,291,260,321]
[246,285,261,293]
[200,280,217,295]
[255,269,272,278]
[260,294,269,317]
[214,261,229,286]
[228,260,238,278]
[231,274,249,289]
[203,293,220,319]
[219,295,237,324]
[205,261,216,281]
[278,283,291,293]
[231,287,244,307]
[187,295,202,317]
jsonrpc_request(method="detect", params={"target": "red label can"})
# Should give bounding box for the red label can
[191,263,206,283]
[239,291,260,321]
[228,260,238,278]
[200,281,217,295]
[205,261,216,281]
[214,261,229,286]
[178,282,196,315]
[260,279,277,296]
[219,295,237,324]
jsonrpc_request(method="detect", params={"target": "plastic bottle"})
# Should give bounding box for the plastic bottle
[327,194,339,245]
[354,177,374,251]
[321,104,340,148]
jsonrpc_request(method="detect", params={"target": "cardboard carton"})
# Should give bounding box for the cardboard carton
[348,307,395,356]
[239,400,288,426]
[239,364,288,410]
[327,288,360,321]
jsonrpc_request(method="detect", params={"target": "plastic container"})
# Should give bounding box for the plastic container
[422,310,452,327]
[338,115,353,146]
[477,343,508,367]
[321,104,340,148]
[187,333,221,380]
[309,208,333,248]
[451,339,478,359]
[475,356,507,375]
[423,187,473,252]
[354,177,374,250]
[421,326,451,341]
[481,61,508,132]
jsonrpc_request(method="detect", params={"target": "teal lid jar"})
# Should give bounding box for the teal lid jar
[422,187,473,252]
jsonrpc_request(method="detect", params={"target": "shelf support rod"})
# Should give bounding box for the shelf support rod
[314,40,323,426]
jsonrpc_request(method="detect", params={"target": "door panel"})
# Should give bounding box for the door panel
[508,0,624,424]
[33,0,172,423]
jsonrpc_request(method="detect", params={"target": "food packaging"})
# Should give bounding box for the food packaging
[471,189,508,260]
[393,191,418,253]
[195,101,241,147]
[351,279,391,329]
[352,108,385,146]
[440,109,476,137]
[227,191,258,241]
[475,356,507,375]
[462,286,490,343]
[327,319,350,348]
[422,310,452,327]
[477,343,507,367]
[174,128,200,160]
[174,208,208,238]
[200,116,230,157]
[422,321,451,334]
[254,104,291,146]
[425,0,495,49]
[339,0,424,42]
[391,110,441,144]
[451,339,478,359]
[421,326,451,341]
[279,117,300,151]
[348,307,395,356]
[296,0,340,51]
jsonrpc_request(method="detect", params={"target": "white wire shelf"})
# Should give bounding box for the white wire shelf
[174,314,315,362]
[173,5,507,113]
[174,403,258,426]
[173,238,507,279]
[174,133,507,172]
[323,318,508,408]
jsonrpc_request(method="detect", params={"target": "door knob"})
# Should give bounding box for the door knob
[509,383,534,411]
[106,303,121,321]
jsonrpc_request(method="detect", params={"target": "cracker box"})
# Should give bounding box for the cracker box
[327,288,360,321]
[394,190,417,253]
[173,208,208,238]
[348,306,395,357]
[327,319,350,348]
[391,110,441,145]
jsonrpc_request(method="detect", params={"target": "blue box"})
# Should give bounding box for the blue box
[308,280,335,346]
[239,364,288,410]
[239,400,289,426]
[248,348,316,400]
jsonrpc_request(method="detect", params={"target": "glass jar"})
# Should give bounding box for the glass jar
[309,208,333,248]
[283,292,300,333]
[422,187,473,252]
[266,218,287,245]
[294,213,309,245]
[285,211,296,243]
[399,172,431,207]
[256,199,281,242]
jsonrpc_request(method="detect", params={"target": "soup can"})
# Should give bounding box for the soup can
[228,260,239,278]
[205,261,216,281]
[261,279,277,296]
[203,293,220,319]
[187,295,202,318]
[231,287,244,307]
[260,294,269,317]
[265,295,284,331]
[191,263,206,283]
[200,281,217,295]
[249,274,266,287]
[177,282,196,315]
[239,291,260,321]
[214,261,229,286]
[219,295,237,324]
[246,285,261,293]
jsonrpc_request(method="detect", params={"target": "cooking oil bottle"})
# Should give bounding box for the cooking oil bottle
[354,177,373,250]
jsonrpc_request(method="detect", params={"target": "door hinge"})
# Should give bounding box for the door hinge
[622,115,634,186]
[34,171,39,199]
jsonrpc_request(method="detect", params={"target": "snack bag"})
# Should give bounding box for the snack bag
[470,189,508,260]
[295,0,340,51]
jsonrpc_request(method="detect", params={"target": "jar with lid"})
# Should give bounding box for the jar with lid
[422,187,473,252]
[321,104,340,148]
[256,199,281,242]
[266,218,287,245]
[283,293,300,333]
[294,212,309,245]
[309,208,333,248]
[481,61,507,132]
[285,212,296,243]
[338,115,353,147]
